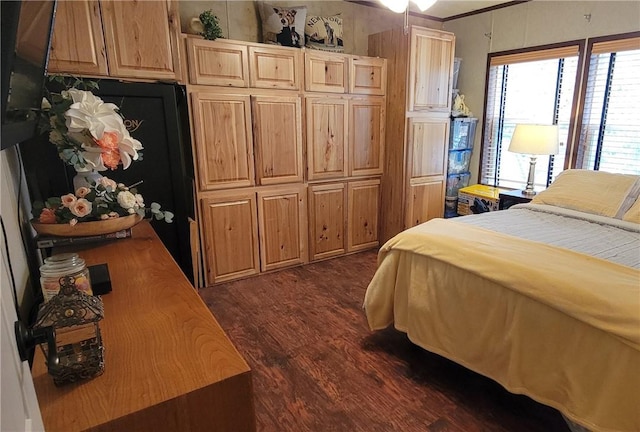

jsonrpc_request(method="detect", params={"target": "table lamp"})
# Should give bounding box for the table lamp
[508,124,559,196]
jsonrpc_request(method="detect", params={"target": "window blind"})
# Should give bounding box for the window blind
[576,39,640,175]
[481,48,579,189]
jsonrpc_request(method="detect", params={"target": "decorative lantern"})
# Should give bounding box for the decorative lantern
[34,274,105,386]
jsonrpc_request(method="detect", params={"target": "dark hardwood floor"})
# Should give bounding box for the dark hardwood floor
[199,250,570,432]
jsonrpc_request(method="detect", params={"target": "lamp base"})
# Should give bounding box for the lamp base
[524,156,538,197]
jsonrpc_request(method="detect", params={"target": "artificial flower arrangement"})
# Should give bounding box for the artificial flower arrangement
[32,77,173,230]
[40,76,142,171]
[32,176,173,226]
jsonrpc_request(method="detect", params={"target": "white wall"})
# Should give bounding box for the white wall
[443,0,640,183]
[178,0,442,55]
[1,147,33,311]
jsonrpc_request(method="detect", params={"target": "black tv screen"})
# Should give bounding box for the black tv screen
[1,0,57,150]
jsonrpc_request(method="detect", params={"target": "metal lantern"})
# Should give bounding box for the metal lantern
[34,275,105,386]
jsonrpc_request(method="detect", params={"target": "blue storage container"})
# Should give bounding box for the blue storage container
[449,118,478,150]
[446,172,471,197]
[448,149,472,174]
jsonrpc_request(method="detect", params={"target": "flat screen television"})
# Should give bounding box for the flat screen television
[1,0,57,150]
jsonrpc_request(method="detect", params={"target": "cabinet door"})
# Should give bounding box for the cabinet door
[305,52,348,93]
[406,180,444,228]
[407,116,449,180]
[306,97,349,181]
[349,97,385,177]
[190,92,255,191]
[349,57,386,95]
[308,183,346,260]
[48,0,108,76]
[186,38,249,87]
[248,46,301,90]
[100,0,181,80]
[252,95,303,185]
[348,179,380,252]
[409,27,455,112]
[257,185,308,271]
[201,190,259,284]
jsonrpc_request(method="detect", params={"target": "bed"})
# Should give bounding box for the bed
[364,170,640,432]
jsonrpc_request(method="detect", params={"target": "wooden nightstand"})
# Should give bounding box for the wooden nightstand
[499,189,533,210]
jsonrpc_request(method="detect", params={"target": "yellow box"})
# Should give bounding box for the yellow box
[457,185,505,215]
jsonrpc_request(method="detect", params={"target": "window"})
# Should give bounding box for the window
[574,34,640,175]
[480,43,583,190]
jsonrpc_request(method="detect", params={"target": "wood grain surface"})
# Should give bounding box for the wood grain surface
[201,250,570,432]
[32,221,255,432]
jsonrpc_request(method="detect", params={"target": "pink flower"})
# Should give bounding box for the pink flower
[70,198,92,218]
[70,219,78,226]
[39,208,57,224]
[98,177,117,190]
[61,194,77,208]
[75,186,90,198]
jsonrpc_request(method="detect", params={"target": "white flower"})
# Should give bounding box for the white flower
[135,193,144,207]
[64,89,122,140]
[117,191,137,209]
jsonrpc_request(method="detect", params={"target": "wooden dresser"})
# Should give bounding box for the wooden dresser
[31,221,256,432]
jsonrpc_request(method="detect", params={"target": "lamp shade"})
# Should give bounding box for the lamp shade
[508,124,559,155]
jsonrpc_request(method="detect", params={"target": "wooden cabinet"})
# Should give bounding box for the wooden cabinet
[350,56,387,95]
[407,116,449,181]
[369,26,455,242]
[406,180,445,228]
[249,45,301,90]
[187,38,249,87]
[306,96,349,180]
[252,95,303,185]
[349,97,385,177]
[189,41,386,284]
[190,91,254,191]
[305,52,348,93]
[257,185,308,271]
[201,190,260,284]
[47,0,108,75]
[101,0,181,80]
[347,179,380,252]
[408,27,455,112]
[48,0,182,81]
[308,183,346,260]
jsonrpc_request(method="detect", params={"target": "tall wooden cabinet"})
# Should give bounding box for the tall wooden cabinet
[48,0,182,81]
[187,37,386,285]
[369,26,455,243]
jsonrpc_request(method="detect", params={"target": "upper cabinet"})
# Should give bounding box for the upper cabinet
[49,0,182,81]
[408,27,455,112]
[305,52,348,93]
[187,38,249,87]
[248,45,301,90]
[48,0,108,75]
[350,56,386,95]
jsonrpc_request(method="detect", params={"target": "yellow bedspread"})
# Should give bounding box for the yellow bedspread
[364,218,640,432]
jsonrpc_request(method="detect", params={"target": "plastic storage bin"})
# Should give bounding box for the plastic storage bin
[449,118,478,150]
[446,172,471,197]
[448,149,472,174]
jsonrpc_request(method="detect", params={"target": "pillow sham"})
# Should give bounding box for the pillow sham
[622,197,640,224]
[531,169,640,218]
[305,15,344,52]
[258,2,307,48]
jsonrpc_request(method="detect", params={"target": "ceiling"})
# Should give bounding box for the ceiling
[352,0,524,21]
[419,0,520,20]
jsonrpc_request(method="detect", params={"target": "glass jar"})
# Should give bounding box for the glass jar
[40,253,93,302]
